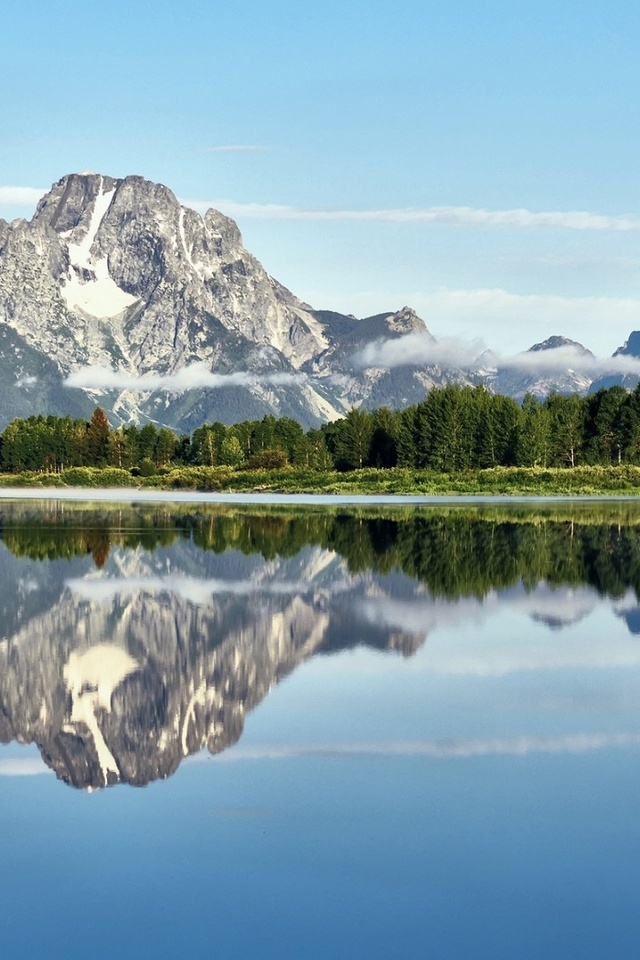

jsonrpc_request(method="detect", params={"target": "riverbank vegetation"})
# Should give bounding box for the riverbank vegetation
[3,383,640,493]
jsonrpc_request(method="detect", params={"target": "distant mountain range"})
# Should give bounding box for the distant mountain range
[0,172,638,431]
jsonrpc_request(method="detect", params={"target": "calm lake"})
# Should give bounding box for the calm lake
[1,497,640,959]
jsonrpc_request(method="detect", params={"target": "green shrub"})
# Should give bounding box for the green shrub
[59,466,132,487]
[138,458,158,477]
[243,448,289,470]
[60,467,100,486]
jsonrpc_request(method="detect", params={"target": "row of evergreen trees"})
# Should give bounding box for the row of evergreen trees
[3,382,640,474]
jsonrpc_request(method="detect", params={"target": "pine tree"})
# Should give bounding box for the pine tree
[516,394,551,466]
[335,407,373,470]
[85,408,111,466]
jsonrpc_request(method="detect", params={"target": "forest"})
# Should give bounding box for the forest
[2,382,640,477]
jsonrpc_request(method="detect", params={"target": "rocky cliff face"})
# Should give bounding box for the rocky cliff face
[29,173,329,369]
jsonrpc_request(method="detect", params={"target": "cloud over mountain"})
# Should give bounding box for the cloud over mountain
[64,363,303,393]
[355,334,640,381]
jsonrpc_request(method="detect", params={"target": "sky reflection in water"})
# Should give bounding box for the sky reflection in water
[0,500,639,959]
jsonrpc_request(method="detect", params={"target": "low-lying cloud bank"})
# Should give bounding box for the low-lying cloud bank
[64,362,302,393]
[355,335,484,370]
[356,335,640,377]
[61,344,640,395]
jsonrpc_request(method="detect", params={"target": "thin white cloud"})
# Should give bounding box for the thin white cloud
[0,186,45,206]
[4,187,640,233]
[0,757,48,776]
[356,333,483,370]
[356,333,640,377]
[182,198,640,231]
[203,145,267,154]
[211,732,640,762]
[64,362,302,393]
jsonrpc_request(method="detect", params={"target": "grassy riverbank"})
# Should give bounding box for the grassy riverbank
[2,464,640,495]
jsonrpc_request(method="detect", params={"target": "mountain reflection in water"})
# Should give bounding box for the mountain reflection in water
[1,500,640,791]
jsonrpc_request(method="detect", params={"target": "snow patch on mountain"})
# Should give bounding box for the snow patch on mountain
[61,269,139,319]
[61,179,140,319]
[65,180,114,268]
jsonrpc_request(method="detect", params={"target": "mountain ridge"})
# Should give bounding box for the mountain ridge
[0,171,637,430]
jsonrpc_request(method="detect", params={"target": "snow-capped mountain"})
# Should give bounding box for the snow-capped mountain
[0,172,342,428]
[0,172,634,430]
[0,171,485,429]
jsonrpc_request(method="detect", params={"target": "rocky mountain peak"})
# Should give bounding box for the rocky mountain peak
[485,333,594,400]
[386,305,429,336]
[588,329,640,394]
[0,171,349,427]
[614,330,640,357]
[33,172,119,233]
[529,335,590,354]
[23,172,330,365]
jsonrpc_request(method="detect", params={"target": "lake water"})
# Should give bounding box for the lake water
[1,497,640,959]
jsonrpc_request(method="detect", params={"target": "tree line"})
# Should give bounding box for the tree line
[3,382,640,474]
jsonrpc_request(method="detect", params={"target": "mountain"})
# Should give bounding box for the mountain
[306,305,477,409]
[0,171,494,430]
[0,171,633,431]
[0,172,342,429]
[0,173,473,430]
[588,330,640,393]
[486,335,594,399]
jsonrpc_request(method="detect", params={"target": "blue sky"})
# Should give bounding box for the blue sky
[2,0,640,353]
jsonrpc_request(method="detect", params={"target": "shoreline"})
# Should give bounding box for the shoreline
[0,486,640,505]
